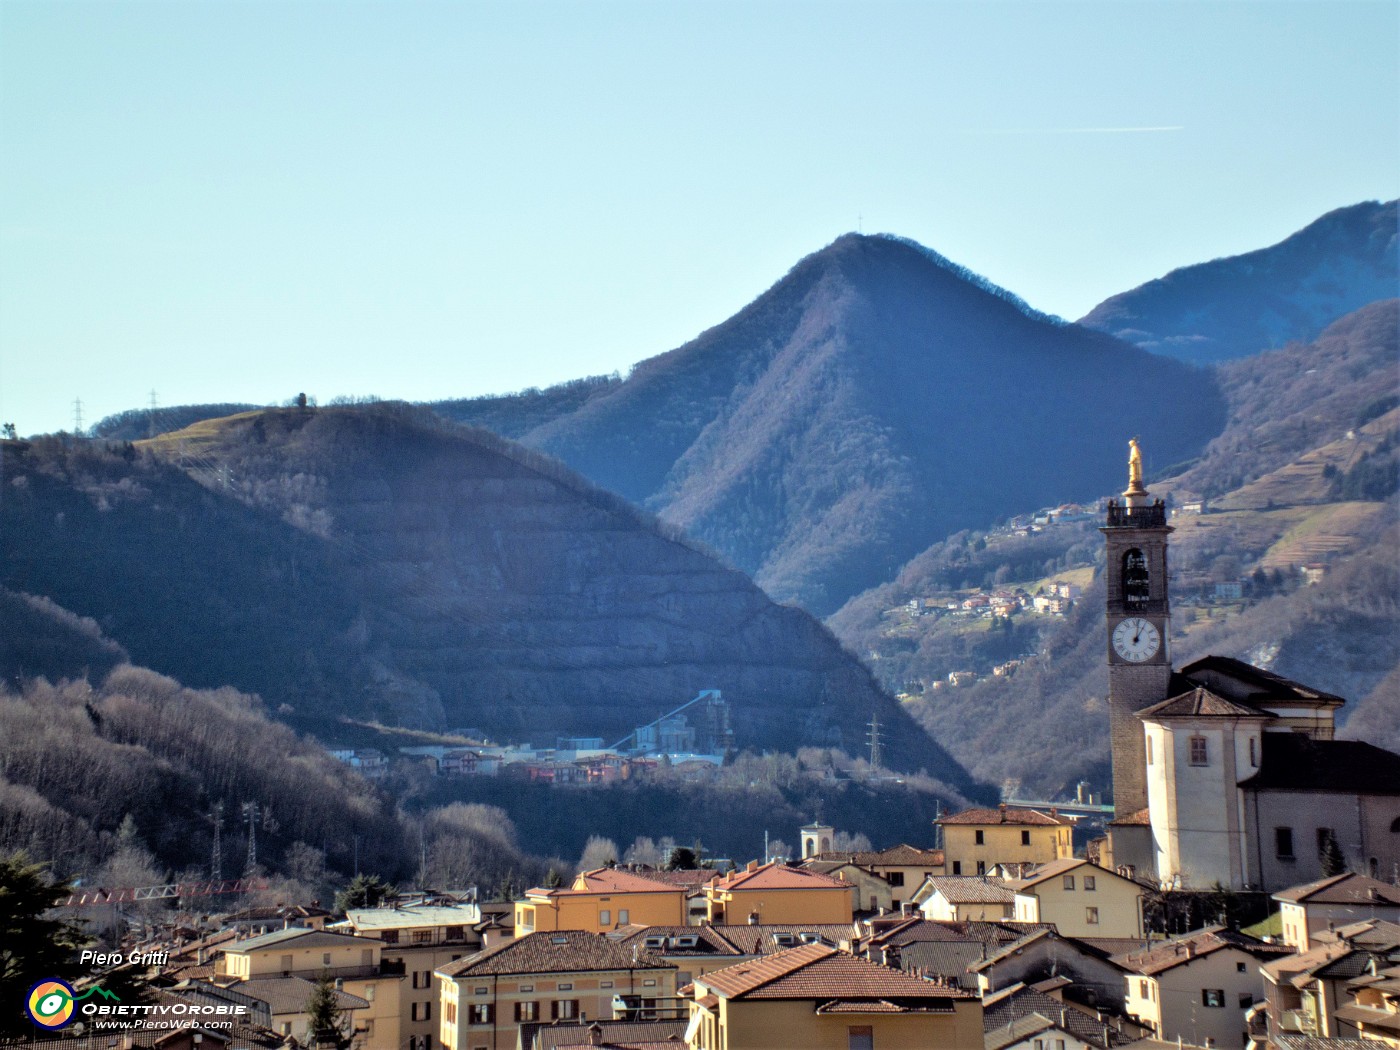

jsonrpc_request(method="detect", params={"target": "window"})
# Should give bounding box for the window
[381,930,399,945]
[976,861,986,876]
[599,909,611,926]
[445,1002,456,1024]
[1237,962,1247,974]
[520,985,534,993]
[618,909,629,925]
[975,830,985,845]
[1139,980,1149,999]
[888,872,905,887]
[1084,876,1096,891]
[552,999,579,1020]
[558,983,573,991]
[515,1001,539,1022]
[1021,830,1031,846]
[412,930,432,944]
[445,925,465,940]
[1249,737,1258,767]
[322,953,331,965]
[1086,907,1099,925]
[1202,989,1225,1008]
[412,970,432,990]
[1123,549,1150,610]
[952,861,962,875]
[600,981,614,990]
[849,1027,874,1050]
[364,984,375,1001]
[1239,994,1254,1009]
[1034,1040,1045,1050]
[467,1004,493,1025]
[1063,875,1075,890]
[1276,827,1296,860]
[1189,736,1208,766]
[411,1001,432,1022]
[473,987,488,996]
[1056,1041,1066,1050]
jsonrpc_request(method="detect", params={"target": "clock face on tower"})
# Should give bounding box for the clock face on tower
[1112,617,1161,663]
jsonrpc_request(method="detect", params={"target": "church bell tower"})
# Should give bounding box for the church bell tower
[1101,439,1173,820]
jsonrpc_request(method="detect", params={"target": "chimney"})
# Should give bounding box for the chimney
[747,860,759,872]
[999,803,1008,823]
[588,1022,605,1047]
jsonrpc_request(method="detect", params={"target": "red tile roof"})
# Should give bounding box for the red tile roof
[1274,873,1400,907]
[574,868,688,894]
[938,806,1066,826]
[1137,687,1264,719]
[437,930,673,978]
[709,862,851,893]
[1112,926,1293,976]
[697,943,972,1002]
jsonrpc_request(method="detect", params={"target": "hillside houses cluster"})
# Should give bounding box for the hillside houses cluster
[63,806,1400,1050]
[329,741,722,787]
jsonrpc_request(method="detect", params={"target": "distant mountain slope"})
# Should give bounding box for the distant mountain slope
[828,304,1399,795]
[90,402,260,441]
[0,407,977,785]
[439,234,1225,615]
[1081,200,1398,365]
[1155,300,1398,500]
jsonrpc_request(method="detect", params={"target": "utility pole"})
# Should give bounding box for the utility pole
[242,801,259,874]
[148,389,159,439]
[211,802,224,881]
[867,713,883,771]
[72,398,84,435]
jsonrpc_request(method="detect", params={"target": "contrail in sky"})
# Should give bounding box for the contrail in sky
[971,126,1185,135]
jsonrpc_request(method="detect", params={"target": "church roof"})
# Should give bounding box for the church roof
[1137,687,1264,720]
[1273,873,1400,907]
[1241,734,1400,795]
[1179,656,1345,711]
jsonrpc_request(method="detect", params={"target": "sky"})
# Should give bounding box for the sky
[2,0,1397,437]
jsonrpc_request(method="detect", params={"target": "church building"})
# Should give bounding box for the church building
[1100,441,1400,891]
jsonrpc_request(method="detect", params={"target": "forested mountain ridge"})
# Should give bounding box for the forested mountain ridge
[0,404,976,785]
[828,302,1400,795]
[1080,199,1398,365]
[438,233,1226,615]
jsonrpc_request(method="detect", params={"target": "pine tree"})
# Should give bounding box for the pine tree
[304,972,351,1049]
[0,853,91,1040]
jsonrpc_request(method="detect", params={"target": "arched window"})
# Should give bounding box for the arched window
[1123,549,1150,610]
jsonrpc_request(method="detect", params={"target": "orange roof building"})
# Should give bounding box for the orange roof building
[704,862,855,926]
[688,943,982,1050]
[515,868,687,935]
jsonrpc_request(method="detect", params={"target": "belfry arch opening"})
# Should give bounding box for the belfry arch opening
[1123,549,1150,610]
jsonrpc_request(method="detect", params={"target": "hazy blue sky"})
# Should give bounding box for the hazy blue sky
[3,0,1396,436]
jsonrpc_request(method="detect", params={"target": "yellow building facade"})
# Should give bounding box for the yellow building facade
[436,930,677,1050]
[938,804,1072,876]
[689,943,983,1050]
[704,862,854,925]
[515,867,687,934]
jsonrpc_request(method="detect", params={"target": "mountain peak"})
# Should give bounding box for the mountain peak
[1080,199,1398,364]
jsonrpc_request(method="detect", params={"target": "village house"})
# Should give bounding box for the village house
[1334,951,1400,1047]
[939,805,1074,876]
[803,857,898,915]
[704,861,855,925]
[1272,873,1400,951]
[1257,918,1400,1046]
[971,929,1136,1012]
[515,867,688,935]
[982,980,1150,1050]
[1009,859,1147,940]
[806,844,947,910]
[687,942,984,1050]
[332,895,483,1050]
[435,930,678,1050]
[913,876,1017,922]
[1114,926,1294,1050]
[216,927,407,1047]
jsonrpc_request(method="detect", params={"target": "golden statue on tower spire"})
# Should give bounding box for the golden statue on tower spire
[1124,437,1148,506]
